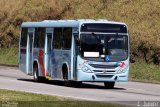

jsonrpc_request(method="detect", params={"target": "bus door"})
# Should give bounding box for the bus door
[44,28,53,77]
[19,28,27,73]
[72,28,79,80]
[26,28,34,75]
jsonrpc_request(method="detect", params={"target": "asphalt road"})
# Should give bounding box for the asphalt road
[0,66,160,106]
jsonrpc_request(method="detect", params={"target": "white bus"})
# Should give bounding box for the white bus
[18,19,129,88]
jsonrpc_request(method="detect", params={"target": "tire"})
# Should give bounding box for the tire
[64,71,72,87]
[33,64,48,83]
[104,82,115,89]
[62,65,72,87]
[33,64,39,82]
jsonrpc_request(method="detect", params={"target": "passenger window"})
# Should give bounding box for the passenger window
[53,28,63,49]
[20,28,28,47]
[62,28,72,49]
[47,33,52,52]
[34,28,45,48]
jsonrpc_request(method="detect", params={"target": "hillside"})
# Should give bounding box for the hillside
[0,0,159,64]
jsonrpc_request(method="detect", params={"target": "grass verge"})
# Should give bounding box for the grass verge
[130,60,160,83]
[0,46,18,65]
[0,89,129,107]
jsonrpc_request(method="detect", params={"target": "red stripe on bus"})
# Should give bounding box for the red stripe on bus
[38,48,46,77]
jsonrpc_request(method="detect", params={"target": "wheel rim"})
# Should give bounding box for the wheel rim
[34,67,38,81]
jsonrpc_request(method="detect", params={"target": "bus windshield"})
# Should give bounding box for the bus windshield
[80,33,128,62]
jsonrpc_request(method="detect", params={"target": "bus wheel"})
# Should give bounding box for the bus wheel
[64,73,72,87]
[104,82,115,89]
[62,65,71,87]
[33,64,39,82]
[64,75,72,87]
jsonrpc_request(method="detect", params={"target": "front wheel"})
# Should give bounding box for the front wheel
[63,71,73,87]
[104,82,115,89]
[33,65,39,82]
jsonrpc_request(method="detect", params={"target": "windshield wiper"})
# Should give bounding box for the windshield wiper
[91,33,105,47]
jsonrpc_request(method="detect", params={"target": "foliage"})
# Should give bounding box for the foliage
[0,0,159,64]
[130,60,160,83]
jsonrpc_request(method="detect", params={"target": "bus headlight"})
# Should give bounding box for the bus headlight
[81,65,92,73]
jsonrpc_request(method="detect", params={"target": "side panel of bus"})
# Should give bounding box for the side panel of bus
[26,28,35,75]
[71,31,79,80]
[19,28,28,73]
[44,28,53,77]
[51,28,72,80]
[19,28,35,75]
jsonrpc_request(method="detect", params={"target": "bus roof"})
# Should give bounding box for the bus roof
[21,19,127,28]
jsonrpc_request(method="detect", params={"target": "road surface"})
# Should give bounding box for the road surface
[0,66,160,106]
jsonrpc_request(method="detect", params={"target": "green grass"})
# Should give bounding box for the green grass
[0,46,18,65]
[130,60,160,83]
[0,89,129,107]
[0,89,64,102]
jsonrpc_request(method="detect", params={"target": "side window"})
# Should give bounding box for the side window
[34,28,45,48]
[29,32,34,53]
[53,28,63,49]
[34,28,38,48]
[20,28,28,47]
[47,33,52,52]
[62,28,72,49]
[38,28,45,48]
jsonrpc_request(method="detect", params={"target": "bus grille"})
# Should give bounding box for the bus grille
[93,70,115,73]
[96,75,113,79]
[89,64,118,69]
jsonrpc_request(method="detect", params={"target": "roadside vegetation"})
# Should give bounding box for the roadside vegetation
[0,0,159,82]
[130,60,160,83]
[0,89,129,107]
[0,46,18,65]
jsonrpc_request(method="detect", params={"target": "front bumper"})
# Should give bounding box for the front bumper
[77,69,128,82]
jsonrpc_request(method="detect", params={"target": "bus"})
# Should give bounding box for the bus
[18,19,129,88]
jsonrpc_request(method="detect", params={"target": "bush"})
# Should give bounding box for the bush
[0,0,159,64]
